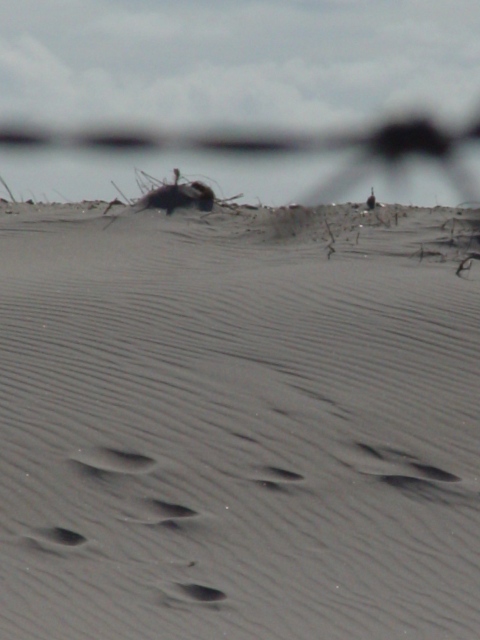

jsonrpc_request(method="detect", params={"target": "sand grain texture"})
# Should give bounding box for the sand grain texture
[1,200,480,639]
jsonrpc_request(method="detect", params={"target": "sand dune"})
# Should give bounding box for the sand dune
[1,200,480,639]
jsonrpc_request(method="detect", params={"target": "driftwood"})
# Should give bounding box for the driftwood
[133,180,215,215]
[103,168,215,218]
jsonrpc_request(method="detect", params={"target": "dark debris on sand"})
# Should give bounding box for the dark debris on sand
[133,180,215,216]
[103,168,215,217]
[131,168,215,216]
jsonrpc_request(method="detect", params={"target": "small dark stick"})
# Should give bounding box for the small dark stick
[367,187,376,210]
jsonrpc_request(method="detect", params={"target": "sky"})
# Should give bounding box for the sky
[1,0,480,206]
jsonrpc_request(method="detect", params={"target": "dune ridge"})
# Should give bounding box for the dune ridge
[1,200,480,639]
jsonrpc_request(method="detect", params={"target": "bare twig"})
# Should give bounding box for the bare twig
[375,211,389,227]
[0,175,16,202]
[102,198,123,216]
[220,193,243,203]
[135,168,164,190]
[111,181,131,204]
[325,218,335,244]
[53,189,69,202]
[456,257,472,277]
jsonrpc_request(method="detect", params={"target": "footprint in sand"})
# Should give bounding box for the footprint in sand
[122,498,199,528]
[339,441,461,493]
[24,526,88,551]
[252,465,305,491]
[159,582,227,607]
[177,583,227,603]
[69,447,158,478]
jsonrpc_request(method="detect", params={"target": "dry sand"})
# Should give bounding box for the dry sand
[1,199,480,639]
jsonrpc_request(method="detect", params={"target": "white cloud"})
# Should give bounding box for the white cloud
[0,0,480,205]
[0,34,69,90]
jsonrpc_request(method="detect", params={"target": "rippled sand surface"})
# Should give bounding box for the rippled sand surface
[1,200,480,639]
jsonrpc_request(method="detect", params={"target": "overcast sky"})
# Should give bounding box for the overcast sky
[1,0,480,206]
